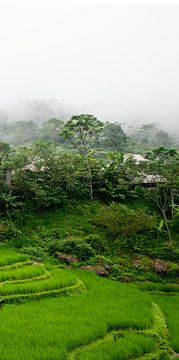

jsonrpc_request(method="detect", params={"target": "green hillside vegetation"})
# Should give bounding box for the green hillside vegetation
[0,114,178,359]
[0,249,178,359]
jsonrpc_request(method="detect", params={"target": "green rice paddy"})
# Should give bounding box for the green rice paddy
[0,248,178,359]
[76,334,156,360]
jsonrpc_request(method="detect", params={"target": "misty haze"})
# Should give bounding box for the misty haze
[0,5,179,141]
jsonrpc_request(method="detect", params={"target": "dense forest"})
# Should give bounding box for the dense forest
[0,113,178,255]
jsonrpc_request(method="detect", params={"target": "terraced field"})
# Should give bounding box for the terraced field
[0,248,178,360]
[0,249,84,303]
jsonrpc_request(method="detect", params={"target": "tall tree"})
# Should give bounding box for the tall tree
[135,148,179,245]
[100,122,127,151]
[41,118,64,143]
[61,114,103,155]
[61,114,104,200]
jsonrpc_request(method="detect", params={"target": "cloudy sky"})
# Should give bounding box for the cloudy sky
[0,5,179,131]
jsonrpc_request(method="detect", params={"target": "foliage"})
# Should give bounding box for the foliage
[131,123,172,148]
[99,122,127,151]
[94,203,157,251]
[126,147,179,244]
[21,245,49,261]
[12,142,97,209]
[54,239,95,260]
[148,244,179,261]
[61,114,104,155]
[0,222,21,242]
[84,234,107,253]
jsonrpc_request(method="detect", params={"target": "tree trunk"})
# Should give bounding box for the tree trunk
[86,159,93,201]
[161,209,173,246]
[5,169,12,187]
[171,189,174,221]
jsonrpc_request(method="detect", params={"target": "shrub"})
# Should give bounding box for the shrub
[75,243,95,260]
[21,246,48,261]
[41,229,61,241]
[149,245,179,261]
[94,203,157,252]
[115,233,157,254]
[0,223,21,243]
[166,263,179,278]
[54,239,95,260]
[84,234,107,253]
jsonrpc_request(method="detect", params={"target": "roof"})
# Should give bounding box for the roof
[123,154,148,164]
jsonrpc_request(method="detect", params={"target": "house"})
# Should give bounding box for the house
[123,153,165,186]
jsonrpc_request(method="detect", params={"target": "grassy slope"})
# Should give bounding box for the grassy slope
[14,202,101,245]
[77,334,156,360]
[0,248,28,266]
[152,294,179,353]
[0,268,77,297]
[0,264,45,282]
[0,270,153,360]
[0,247,178,359]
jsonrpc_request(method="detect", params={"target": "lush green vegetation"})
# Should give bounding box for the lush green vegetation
[0,248,29,266]
[0,251,155,360]
[0,263,45,282]
[0,113,178,359]
[0,248,178,359]
[77,334,156,360]
[152,295,179,353]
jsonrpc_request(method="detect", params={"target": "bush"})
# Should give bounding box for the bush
[75,243,95,260]
[41,229,61,241]
[149,245,179,261]
[21,246,48,261]
[84,234,107,253]
[115,233,157,254]
[94,203,157,250]
[54,239,95,260]
[0,223,21,243]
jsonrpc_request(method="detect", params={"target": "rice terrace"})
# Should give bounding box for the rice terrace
[0,247,178,360]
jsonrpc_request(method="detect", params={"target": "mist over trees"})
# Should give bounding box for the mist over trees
[0,99,178,149]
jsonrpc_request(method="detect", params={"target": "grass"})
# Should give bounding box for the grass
[0,247,178,360]
[0,260,32,271]
[14,202,101,245]
[0,248,29,267]
[77,334,156,360]
[0,264,46,283]
[138,282,179,293]
[0,269,77,297]
[0,269,154,360]
[152,294,179,353]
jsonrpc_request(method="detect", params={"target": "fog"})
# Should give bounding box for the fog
[0,5,179,135]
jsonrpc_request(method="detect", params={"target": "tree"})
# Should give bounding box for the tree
[61,114,103,155]
[132,123,172,148]
[99,152,130,202]
[0,141,11,162]
[135,148,179,245]
[61,114,104,200]
[41,118,64,143]
[100,122,127,151]
[155,130,171,147]
[8,121,40,145]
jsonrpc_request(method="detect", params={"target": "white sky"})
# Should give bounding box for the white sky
[0,4,179,130]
